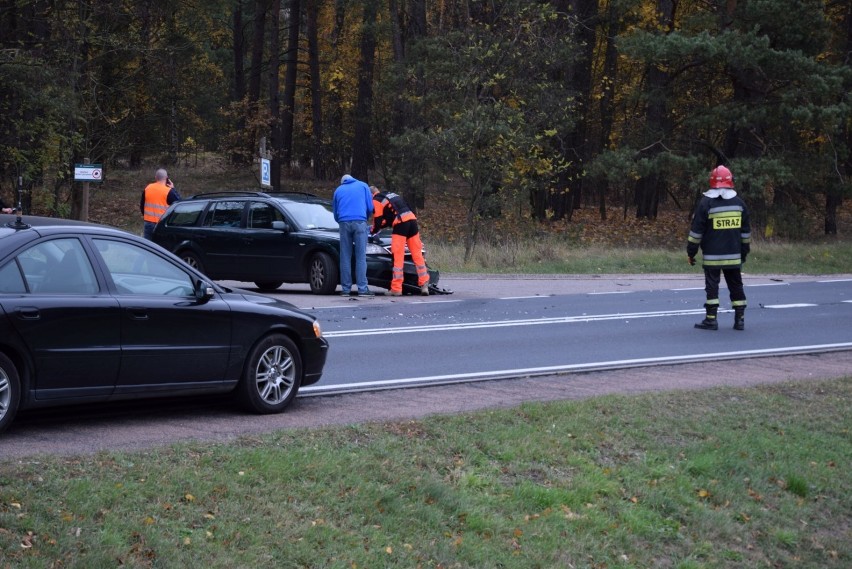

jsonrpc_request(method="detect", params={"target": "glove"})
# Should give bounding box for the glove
[687,256,696,266]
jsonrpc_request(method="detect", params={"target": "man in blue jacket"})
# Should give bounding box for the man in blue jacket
[333,174,375,297]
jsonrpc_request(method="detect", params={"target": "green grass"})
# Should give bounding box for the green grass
[1,379,850,568]
[426,239,852,275]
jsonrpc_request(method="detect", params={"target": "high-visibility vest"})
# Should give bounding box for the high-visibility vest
[143,182,171,223]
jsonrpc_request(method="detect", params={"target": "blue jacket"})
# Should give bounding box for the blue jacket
[332,175,373,222]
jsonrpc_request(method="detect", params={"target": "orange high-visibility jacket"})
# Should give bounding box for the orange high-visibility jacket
[142,182,171,223]
[372,192,416,234]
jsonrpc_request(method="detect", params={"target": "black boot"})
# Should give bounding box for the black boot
[695,304,718,330]
[733,307,745,331]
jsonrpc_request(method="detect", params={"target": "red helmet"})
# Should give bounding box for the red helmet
[709,165,734,189]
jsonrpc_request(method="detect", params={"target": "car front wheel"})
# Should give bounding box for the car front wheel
[0,353,21,434]
[308,252,339,295]
[238,334,302,414]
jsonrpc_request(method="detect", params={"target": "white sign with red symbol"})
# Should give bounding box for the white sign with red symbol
[74,164,103,182]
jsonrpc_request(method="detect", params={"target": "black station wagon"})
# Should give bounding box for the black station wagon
[151,191,440,295]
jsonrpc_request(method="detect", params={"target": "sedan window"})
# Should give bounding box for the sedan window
[0,260,26,293]
[94,239,195,297]
[21,238,98,294]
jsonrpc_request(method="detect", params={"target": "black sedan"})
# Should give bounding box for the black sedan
[151,191,441,294]
[0,214,328,434]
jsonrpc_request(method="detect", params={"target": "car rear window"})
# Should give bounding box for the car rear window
[166,202,206,227]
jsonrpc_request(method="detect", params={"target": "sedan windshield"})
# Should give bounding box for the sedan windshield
[278,200,339,231]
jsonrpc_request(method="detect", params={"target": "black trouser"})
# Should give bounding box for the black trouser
[704,267,747,308]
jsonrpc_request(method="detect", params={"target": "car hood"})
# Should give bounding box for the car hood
[219,287,300,310]
[296,228,339,242]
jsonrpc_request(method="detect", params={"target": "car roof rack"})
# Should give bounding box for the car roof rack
[190,191,272,199]
[188,190,321,200]
[265,191,319,197]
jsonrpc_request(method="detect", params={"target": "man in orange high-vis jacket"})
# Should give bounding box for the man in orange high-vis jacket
[370,186,430,296]
[140,168,181,240]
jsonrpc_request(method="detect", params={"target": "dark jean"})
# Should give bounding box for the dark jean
[142,221,157,240]
[338,220,369,293]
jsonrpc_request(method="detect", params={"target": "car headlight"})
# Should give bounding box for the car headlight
[366,243,387,255]
[313,320,323,338]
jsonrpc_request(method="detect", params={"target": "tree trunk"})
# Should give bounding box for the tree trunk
[248,0,268,107]
[268,0,282,191]
[597,0,621,221]
[232,0,247,164]
[281,0,301,170]
[531,0,596,222]
[306,0,325,179]
[634,0,676,220]
[350,0,378,181]
[327,0,347,174]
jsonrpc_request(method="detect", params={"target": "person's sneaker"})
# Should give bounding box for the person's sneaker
[420,284,430,296]
[389,290,402,297]
[339,291,351,297]
[358,290,375,297]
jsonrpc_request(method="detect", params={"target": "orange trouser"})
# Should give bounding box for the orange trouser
[390,231,429,293]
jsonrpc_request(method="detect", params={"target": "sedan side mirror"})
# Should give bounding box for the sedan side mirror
[272,220,288,232]
[194,279,215,302]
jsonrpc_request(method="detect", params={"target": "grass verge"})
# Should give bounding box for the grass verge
[426,239,852,275]
[1,378,849,568]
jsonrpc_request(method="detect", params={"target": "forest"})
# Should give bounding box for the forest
[1,0,851,249]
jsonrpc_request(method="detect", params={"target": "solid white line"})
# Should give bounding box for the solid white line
[499,295,550,300]
[819,279,852,283]
[588,291,634,295]
[747,282,790,287]
[672,287,705,291]
[300,342,852,394]
[763,303,817,309]
[323,308,707,337]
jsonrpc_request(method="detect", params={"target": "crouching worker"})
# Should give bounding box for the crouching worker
[370,186,430,296]
[687,165,751,330]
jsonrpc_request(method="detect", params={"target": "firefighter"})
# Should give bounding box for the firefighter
[687,165,751,330]
[370,186,430,296]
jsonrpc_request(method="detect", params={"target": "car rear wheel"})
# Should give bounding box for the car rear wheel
[0,353,21,434]
[308,252,339,295]
[238,334,302,414]
[255,280,284,291]
[180,250,206,275]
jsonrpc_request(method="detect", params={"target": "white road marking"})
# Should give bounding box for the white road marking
[762,303,817,309]
[323,308,707,337]
[588,291,634,295]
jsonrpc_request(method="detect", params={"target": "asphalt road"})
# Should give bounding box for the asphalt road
[1,273,850,459]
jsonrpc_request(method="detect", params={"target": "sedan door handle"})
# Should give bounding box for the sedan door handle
[15,307,40,320]
[125,307,149,320]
